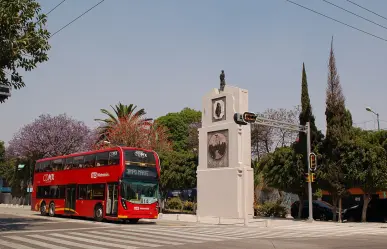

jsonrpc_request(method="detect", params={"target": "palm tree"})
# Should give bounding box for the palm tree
[94,102,147,143]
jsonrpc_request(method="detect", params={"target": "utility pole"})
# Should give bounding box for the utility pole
[234,112,314,221]
[306,122,313,222]
[366,107,380,131]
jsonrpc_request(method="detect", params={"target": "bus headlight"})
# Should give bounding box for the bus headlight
[121,198,127,210]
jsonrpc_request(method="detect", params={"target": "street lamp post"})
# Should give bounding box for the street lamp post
[366,107,380,131]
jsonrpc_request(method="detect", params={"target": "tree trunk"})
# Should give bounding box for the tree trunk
[338,197,342,223]
[278,190,284,203]
[332,194,338,222]
[298,196,303,219]
[361,194,371,222]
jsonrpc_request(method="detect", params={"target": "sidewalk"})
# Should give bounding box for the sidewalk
[0,204,275,226]
[0,205,292,227]
[0,204,36,216]
[1,204,386,229]
[158,213,286,227]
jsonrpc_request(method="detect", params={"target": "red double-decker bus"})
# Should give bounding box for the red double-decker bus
[31,146,160,223]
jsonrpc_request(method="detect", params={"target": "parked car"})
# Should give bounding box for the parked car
[343,198,387,222]
[291,200,344,221]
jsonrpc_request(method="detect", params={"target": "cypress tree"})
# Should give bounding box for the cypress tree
[323,37,351,222]
[294,63,323,219]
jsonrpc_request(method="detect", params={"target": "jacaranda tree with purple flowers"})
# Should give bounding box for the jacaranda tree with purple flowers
[5,114,97,198]
[7,114,96,160]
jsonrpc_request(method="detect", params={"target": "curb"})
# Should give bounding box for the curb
[0,204,32,209]
[0,208,213,227]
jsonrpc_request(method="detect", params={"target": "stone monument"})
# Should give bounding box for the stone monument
[196,71,254,219]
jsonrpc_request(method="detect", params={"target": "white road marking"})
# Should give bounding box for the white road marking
[116,229,205,244]
[88,230,182,245]
[5,235,69,249]
[50,233,136,249]
[28,234,107,249]
[0,238,34,249]
[148,227,240,240]
[0,225,113,235]
[68,232,158,247]
[123,228,221,241]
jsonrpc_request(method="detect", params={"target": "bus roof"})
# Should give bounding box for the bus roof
[36,146,156,162]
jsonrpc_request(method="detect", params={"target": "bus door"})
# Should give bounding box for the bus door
[65,184,76,214]
[106,182,118,216]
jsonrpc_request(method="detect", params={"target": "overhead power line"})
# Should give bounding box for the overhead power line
[51,0,105,38]
[353,120,373,125]
[35,0,67,24]
[46,0,67,16]
[322,0,387,31]
[285,0,387,43]
[346,0,387,21]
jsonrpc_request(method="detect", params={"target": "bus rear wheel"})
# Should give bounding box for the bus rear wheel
[40,202,47,216]
[94,204,104,222]
[48,202,55,217]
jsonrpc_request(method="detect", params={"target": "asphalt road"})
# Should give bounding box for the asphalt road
[0,213,387,249]
[156,236,387,249]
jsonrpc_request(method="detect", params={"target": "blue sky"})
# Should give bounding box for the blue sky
[1,0,387,144]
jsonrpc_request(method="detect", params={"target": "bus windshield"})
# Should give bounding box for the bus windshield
[120,179,158,204]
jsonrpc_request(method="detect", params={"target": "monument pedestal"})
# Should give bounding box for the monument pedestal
[196,85,254,219]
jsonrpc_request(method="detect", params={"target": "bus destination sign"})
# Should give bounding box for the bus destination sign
[124,166,157,179]
[124,150,156,165]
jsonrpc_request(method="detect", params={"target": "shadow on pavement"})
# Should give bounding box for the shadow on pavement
[29,213,157,225]
[0,217,55,232]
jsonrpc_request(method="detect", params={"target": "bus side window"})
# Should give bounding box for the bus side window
[86,185,92,199]
[91,184,105,200]
[84,154,96,168]
[73,156,84,168]
[95,152,109,166]
[49,186,59,198]
[35,162,41,172]
[41,161,52,172]
[64,157,74,170]
[108,151,120,165]
[78,185,87,199]
[37,186,50,198]
[59,186,66,198]
[47,161,53,172]
[52,159,63,171]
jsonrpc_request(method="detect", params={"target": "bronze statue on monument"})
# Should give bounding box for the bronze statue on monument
[219,70,225,92]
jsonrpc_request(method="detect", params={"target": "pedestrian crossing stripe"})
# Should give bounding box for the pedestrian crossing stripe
[88,230,182,245]
[1,224,387,249]
[29,234,106,249]
[4,236,68,249]
[66,232,156,248]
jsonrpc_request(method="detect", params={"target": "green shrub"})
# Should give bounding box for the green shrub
[255,201,287,218]
[183,201,195,211]
[166,197,183,210]
[314,188,323,199]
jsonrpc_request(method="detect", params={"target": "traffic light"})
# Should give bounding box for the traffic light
[305,173,316,182]
[242,112,257,123]
[233,113,247,125]
[309,152,317,171]
[311,173,316,182]
[305,173,310,182]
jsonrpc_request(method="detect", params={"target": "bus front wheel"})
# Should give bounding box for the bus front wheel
[94,204,104,222]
